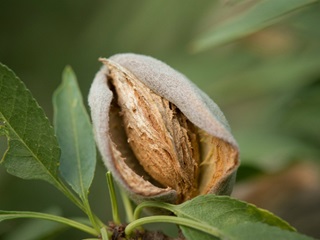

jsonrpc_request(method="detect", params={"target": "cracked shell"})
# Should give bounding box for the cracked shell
[88,53,239,205]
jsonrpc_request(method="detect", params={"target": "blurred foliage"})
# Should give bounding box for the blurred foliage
[1,0,320,239]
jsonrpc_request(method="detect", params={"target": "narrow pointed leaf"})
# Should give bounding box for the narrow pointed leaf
[0,63,61,186]
[171,195,295,240]
[53,66,96,198]
[193,0,317,51]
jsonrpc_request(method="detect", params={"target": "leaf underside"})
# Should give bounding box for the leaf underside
[53,66,96,198]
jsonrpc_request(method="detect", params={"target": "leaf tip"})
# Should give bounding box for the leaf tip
[62,65,77,84]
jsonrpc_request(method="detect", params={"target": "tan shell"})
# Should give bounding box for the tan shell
[88,53,239,204]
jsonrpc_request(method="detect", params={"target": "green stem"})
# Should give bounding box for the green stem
[82,197,104,231]
[106,172,121,225]
[119,188,134,223]
[133,201,175,220]
[100,227,110,240]
[57,180,105,230]
[56,180,86,212]
[125,215,225,239]
[0,210,98,236]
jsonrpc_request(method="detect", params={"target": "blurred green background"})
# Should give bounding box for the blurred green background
[1,0,320,239]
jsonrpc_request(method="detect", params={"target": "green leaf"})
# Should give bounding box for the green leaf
[172,195,295,240]
[53,66,96,198]
[223,222,314,240]
[130,198,311,240]
[0,63,61,186]
[192,0,317,51]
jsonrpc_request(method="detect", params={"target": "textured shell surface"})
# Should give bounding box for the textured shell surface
[88,53,239,204]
